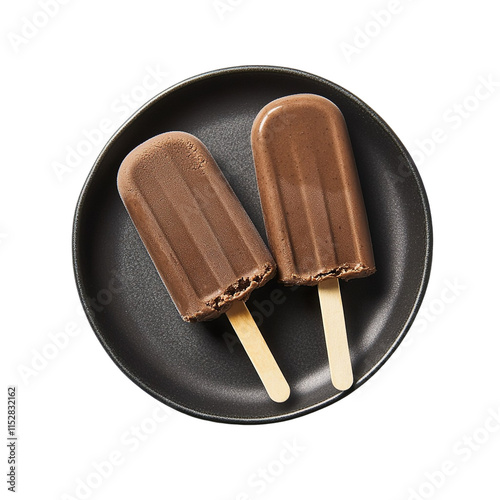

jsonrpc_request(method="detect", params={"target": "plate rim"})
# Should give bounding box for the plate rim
[72,65,433,424]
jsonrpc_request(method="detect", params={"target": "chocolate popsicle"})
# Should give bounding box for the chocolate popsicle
[251,94,376,390]
[118,131,289,402]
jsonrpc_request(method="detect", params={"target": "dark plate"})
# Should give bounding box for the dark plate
[73,66,432,424]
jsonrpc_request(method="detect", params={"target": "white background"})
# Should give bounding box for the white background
[2,1,499,499]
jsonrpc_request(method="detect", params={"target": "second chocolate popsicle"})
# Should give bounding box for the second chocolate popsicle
[252,94,376,390]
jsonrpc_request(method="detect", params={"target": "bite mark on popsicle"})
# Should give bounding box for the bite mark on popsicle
[208,263,274,308]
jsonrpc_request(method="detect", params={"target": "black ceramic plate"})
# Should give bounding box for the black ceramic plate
[73,66,432,424]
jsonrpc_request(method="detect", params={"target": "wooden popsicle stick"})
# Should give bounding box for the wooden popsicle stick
[226,300,290,403]
[317,278,354,391]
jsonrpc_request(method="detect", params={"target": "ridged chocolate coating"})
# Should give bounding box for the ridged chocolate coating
[117,132,276,321]
[251,94,375,285]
